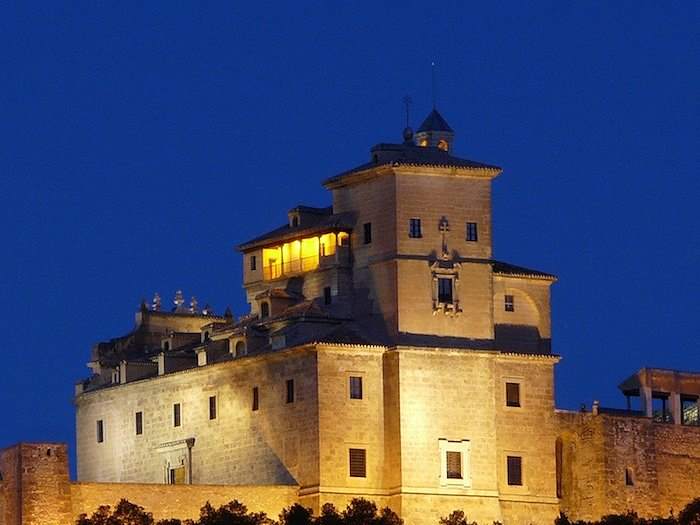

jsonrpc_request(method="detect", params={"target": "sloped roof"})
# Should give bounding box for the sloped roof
[491,261,556,281]
[417,108,453,133]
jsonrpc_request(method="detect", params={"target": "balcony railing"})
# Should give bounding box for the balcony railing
[263,246,350,281]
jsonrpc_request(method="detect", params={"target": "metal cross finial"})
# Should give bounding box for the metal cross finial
[439,216,449,257]
[403,95,412,128]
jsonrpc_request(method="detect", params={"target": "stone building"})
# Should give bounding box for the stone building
[1,108,698,525]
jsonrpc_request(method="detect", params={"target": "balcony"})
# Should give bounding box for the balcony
[263,245,350,281]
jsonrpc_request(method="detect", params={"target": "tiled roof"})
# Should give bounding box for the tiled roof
[324,143,501,186]
[238,212,353,251]
[491,261,556,280]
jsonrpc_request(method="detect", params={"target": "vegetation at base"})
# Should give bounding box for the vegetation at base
[75,497,700,525]
[75,497,402,525]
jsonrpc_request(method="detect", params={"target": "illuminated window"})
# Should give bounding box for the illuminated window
[250,255,256,271]
[286,379,295,404]
[681,396,699,425]
[338,231,350,246]
[135,412,143,435]
[506,382,521,407]
[173,403,181,427]
[437,139,449,152]
[252,386,259,411]
[438,278,453,304]
[209,396,217,420]
[505,295,514,312]
[466,222,478,242]
[260,301,270,319]
[324,286,332,305]
[96,420,104,443]
[349,448,366,478]
[507,456,523,486]
[349,376,363,399]
[409,218,422,238]
[419,138,428,147]
[363,222,372,244]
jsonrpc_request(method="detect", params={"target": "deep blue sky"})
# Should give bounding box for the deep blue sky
[1,2,697,469]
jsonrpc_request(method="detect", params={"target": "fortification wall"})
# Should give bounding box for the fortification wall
[557,411,700,521]
[70,482,297,522]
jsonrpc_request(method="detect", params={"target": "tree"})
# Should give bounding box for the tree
[439,510,477,525]
[679,498,700,525]
[316,503,343,525]
[279,503,314,525]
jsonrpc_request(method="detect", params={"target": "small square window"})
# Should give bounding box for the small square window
[466,222,478,242]
[286,379,295,404]
[209,396,217,420]
[96,420,104,443]
[135,412,143,435]
[173,403,181,427]
[507,456,523,486]
[324,286,332,305]
[505,295,515,312]
[363,222,372,244]
[438,277,453,304]
[350,376,363,400]
[252,386,259,411]
[446,451,462,479]
[349,448,366,478]
[409,218,422,238]
[506,382,521,407]
[250,255,257,271]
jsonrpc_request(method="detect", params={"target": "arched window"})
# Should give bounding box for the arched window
[437,139,449,152]
[163,341,170,351]
[235,340,247,357]
[203,331,210,342]
[419,138,428,147]
[260,302,270,319]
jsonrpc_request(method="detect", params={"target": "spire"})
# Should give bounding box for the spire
[415,108,454,152]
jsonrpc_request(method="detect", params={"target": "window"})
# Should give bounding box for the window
[163,341,170,351]
[349,448,366,478]
[446,451,462,479]
[506,382,521,407]
[349,376,363,400]
[409,218,422,238]
[291,216,299,227]
[250,255,257,271]
[324,286,332,305]
[96,420,104,443]
[286,379,295,403]
[505,294,514,312]
[235,340,247,357]
[438,277,453,304]
[625,467,634,486]
[135,412,143,435]
[209,396,217,420]
[652,394,672,423]
[466,222,478,242]
[173,403,181,427]
[681,396,699,426]
[252,387,259,411]
[437,139,449,152]
[203,331,210,342]
[507,456,523,486]
[555,438,563,498]
[363,222,372,244]
[260,301,270,319]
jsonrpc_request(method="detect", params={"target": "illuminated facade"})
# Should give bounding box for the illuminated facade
[65,108,700,525]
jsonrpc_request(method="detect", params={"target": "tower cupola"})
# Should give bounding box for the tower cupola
[415,108,454,152]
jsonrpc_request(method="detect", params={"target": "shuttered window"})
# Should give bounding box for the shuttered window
[173,403,181,427]
[507,456,523,486]
[252,387,259,411]
[446,451,462,479]
[349,448,366,478]
[209,396,217,420]
[349,376,363,400]
[506,382,521,407]
[135,412,143,435]
[96,420,104,443]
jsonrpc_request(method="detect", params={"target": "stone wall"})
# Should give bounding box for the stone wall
[76,346,319,488]
[557,411,700,521]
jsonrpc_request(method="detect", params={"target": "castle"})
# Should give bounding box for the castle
[1,108,699,525]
